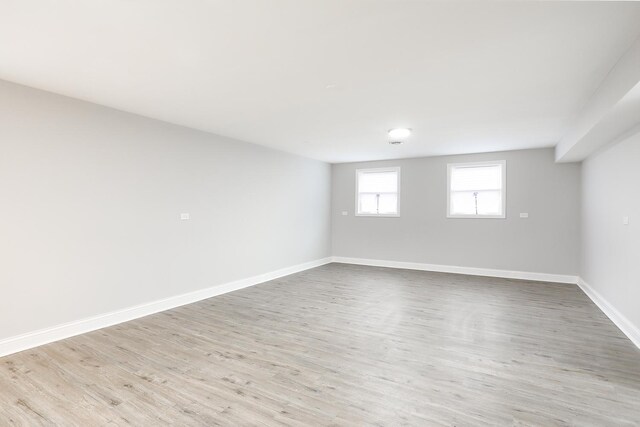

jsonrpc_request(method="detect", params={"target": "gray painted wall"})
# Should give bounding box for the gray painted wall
[0,80,331,340]
[581,131,640,332]
[332,148,581,275]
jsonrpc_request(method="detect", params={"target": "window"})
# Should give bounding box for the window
[356,167,400,216]
[447,160,506,218]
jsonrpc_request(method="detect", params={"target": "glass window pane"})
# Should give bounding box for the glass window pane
[358,193,378,214]
[451,191,477,215]
[451,190,502,216]
[451,165,501,192]
[477,190,502,215]
[356,169,399,215]
[378,193,398,214]
[358,171,398,193]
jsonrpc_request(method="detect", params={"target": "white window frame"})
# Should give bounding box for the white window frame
[447,160,506,219]
[355,167,401,217]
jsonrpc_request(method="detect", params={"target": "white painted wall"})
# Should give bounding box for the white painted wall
[6,74,636,354]
[0,80,331,341]
[332,149,581,276]
[581,131,640,338]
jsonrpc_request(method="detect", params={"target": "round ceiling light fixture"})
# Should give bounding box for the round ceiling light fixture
[388,128,412,139]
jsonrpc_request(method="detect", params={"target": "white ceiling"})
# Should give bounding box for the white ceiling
[1,1,640,163]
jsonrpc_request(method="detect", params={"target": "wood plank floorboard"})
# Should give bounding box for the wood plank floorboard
[1,263,639,426]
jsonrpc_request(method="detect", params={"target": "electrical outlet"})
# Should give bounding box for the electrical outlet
[519,213,529,218]
[180,213,190,220]
[341,211,348,216]
[623,216,629,225]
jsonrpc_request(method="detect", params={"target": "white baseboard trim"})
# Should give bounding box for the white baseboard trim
[0,257,332,358]
[17,257,637,360]
[331,256,578,284]
[577,278,640,350]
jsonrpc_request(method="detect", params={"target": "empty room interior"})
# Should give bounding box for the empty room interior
[2,1,640,425]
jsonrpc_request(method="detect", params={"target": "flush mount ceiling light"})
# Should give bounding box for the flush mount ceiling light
[388,128,411,139]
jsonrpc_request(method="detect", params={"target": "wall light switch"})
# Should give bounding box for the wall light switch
[180,213,190,220]
[519,213,529,218]
[623,216,629,225]
[341,211,348,216]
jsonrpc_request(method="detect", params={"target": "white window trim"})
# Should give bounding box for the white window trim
[446,160,506,219]
[355,167,401,217]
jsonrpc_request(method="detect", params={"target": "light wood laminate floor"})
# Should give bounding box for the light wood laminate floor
[1,263,639,426]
